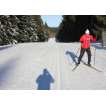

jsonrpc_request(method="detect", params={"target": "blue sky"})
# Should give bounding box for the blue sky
[41,15,63,27]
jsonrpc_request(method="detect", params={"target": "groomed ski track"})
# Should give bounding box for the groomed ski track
[0,39,106,90]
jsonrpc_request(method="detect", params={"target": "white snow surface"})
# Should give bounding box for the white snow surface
[0,38,106,90]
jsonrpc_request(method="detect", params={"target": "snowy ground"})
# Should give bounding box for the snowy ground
[0,38,106,90]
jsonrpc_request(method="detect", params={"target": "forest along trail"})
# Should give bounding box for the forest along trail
[0,39,106,90]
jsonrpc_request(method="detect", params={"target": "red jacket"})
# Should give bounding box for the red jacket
[79,34,97,49]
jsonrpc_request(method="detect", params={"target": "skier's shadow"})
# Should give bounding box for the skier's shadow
[66,51,86,65]
[36,69,54,90]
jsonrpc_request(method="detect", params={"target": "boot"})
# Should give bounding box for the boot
[88,62,91,66]
[77,61,80,66]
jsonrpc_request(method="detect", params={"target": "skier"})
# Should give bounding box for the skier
[77,29,97,66]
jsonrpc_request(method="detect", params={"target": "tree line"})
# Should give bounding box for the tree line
[56,15,106,42]
[0,15,52,45]
[1,15,105,45]
[48,27,58,37]
[48,27,58,33]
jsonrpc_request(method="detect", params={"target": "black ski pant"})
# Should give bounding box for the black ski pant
[78,47,91,63]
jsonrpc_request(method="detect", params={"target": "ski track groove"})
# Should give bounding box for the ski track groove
[53,43,61,90]
[43,43,55,89]
[59,43,77,89]
[59,44,70,90]
[0,44,54,89]
[57,43,62,90]
[61,43,104,90]
[51,44,56,90]
[35,43,57,90]
[34,43,56,90]
[0,41,106,90]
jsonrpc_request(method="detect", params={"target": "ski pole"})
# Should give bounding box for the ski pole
[93,41,96,67]
[70,43,82,67]
[93,35,97,67]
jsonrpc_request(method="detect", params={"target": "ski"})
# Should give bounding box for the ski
[83,63,102,72]
[72,65,79,71]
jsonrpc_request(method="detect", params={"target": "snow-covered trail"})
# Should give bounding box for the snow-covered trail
[0,41,106,90]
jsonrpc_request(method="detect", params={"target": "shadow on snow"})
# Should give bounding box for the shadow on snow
[36,69,54,90]
[90,45,106,50]
[0,57,19,88]
[0,45,15,51]
[90,41,106,50]
[66,51,86,65]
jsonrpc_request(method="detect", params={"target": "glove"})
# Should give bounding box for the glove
[95,35,97,38]
[81,41,84,43]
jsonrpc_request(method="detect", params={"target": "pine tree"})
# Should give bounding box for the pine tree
[33,15,45,42]
[8,15,20,44]
[56,15,106,42]
[92,15,106,39]
[16,15,30,42]
[0,15,13,45]
[24,15,37,42]
[0,15,63,45]
[44,21,50,41]
[56,15,76,42]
